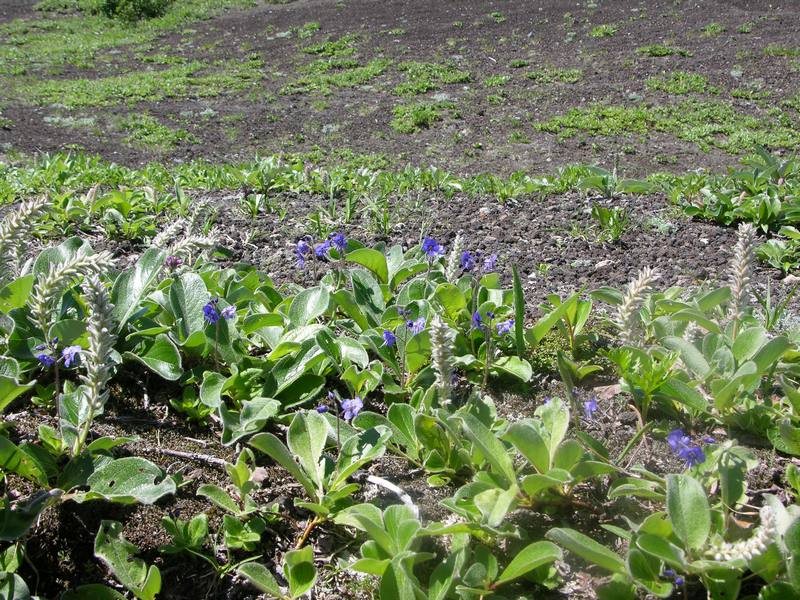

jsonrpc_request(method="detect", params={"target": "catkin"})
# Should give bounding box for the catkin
[30,252,115,335]
[728,222,756,322]
[0,196,49,281]
[429,313,454,405]
[616,266,659,346]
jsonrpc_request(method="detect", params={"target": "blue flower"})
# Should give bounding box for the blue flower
[583,398,598,420]
[203,302,220,324]
[460,251,476,272]
[329,232,347,253]
[483,254,498,272]
[407,318,425,336]
[397,307,410,317]
[667,429,690,451]
[674,576,685,586]
[315,239,331,258]
[471,311,483,330]
[61,345,82,368]
[678,446,705,468]
[36,353,55,368]
[496,319,514,336]
[383,329,396,347]
[221,305,236,320]
[341,397,363,421]
[296,239,312,268]
[667,429,707,468]
[316,405,329,414]
[422,237,445,260]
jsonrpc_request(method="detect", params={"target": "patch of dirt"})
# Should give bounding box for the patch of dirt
[2,0,799,175]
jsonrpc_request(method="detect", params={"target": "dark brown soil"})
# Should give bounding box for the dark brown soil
[2,0,800,175]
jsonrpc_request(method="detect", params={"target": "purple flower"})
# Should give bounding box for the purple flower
[316,405,329,414]
[667,429,690,452]
[472,311,483,330]
[407,317,425,335]
[315,239,331,258]
[678,446,705,468]
[674,576,685,586]
[221,305,236,320]
[165,255,183,270]
[341,397,363,421]
[383,329,396,347]
[662,569,685,586]
[483,254,498,272]
[203,302,220,324]
[61,345,82,368]
[702,436,716,444]
[667,429,707,468]
[329,232,347,253]
[583,398,598,420]
[296,240,312,268]
[460,251,476,272]
[496,319,514,336]
[397,307,410,317]
[422,237,445,260]
[36,353,55,368]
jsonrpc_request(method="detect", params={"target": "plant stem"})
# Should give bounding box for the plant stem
[295,516,322,549]
[482,318,493,390]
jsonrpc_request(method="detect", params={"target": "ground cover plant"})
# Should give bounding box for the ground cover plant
[2,1,800,599]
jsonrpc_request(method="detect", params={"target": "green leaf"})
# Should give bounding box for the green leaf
[491,356,532,382]
[0,489,62,542]
[627,549,673,598]
[289,286,330,326]
[663,337,710,378]
[0,275,34,313]
[287,411,327,494]
[197,484,239,515]
[249,433,317,500]
[666,474,710,551]
[0,435,48,486]
[636,534,686,569]
[111,248,166,330]
[61,584,128,599]
[526,292,578,346]
[380,556,420,600]
[0,573,30,600]
[284,546,318,598]
[123,334,182,380]
[219,397,280,446]
[434,283,467,320]
[168,272,208,341]
[33,236,93,279]
[346,248,388,283]
[94,520,161,600]
[496,541,562,585]
[236,562,283,597]
[457,413,516,486]
[546,527,626,574]
[199,371,226,408]
[0,376,35,415]
[503,421,550,474]
[79,457,176,504]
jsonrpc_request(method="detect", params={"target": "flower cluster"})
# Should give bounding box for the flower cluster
[165,255,184,270]
[667,429,712,468]
[203,298,237,324]
[460,250,497,274]
[316,392,363,421]
[495,318,514,336]
[661,569,685,587]
[296,232,348,268]
[35,337,83,369]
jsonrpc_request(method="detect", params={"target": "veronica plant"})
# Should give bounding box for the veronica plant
[249,408,390,547]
